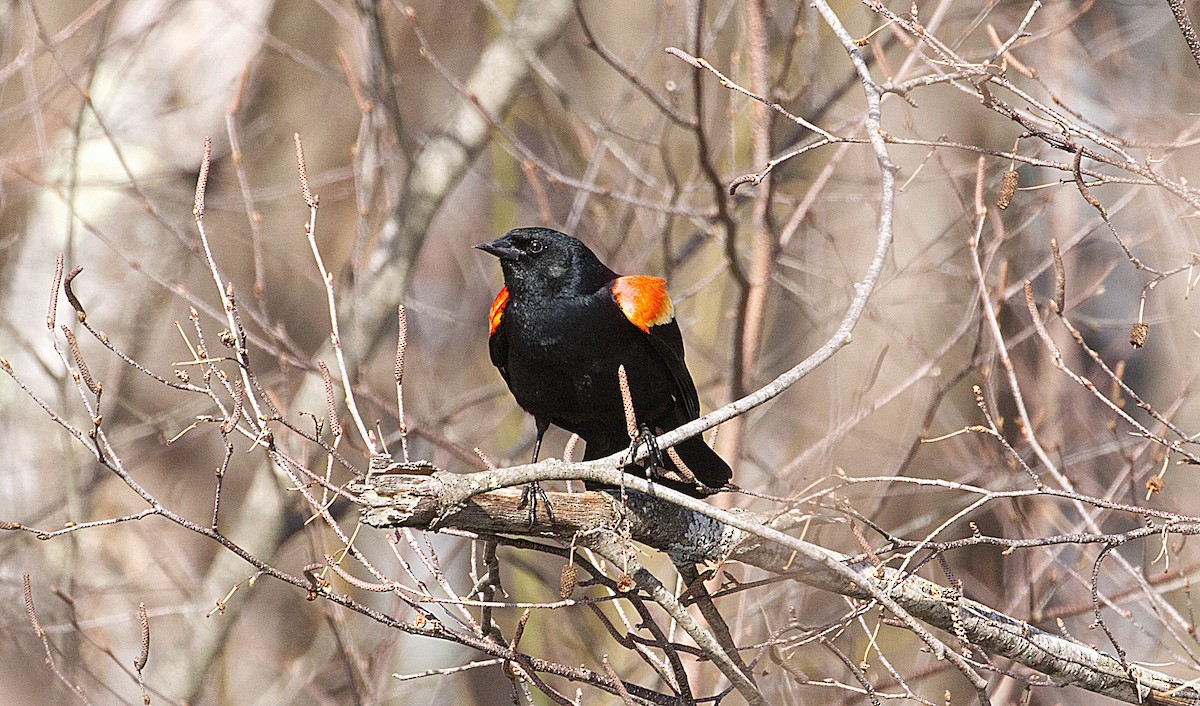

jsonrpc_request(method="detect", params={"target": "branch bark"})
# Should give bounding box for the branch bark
[356,470,1200,706]
[1167,0,1200,73]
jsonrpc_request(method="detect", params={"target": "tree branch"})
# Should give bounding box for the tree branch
[356,0,572,348]
[356,469,1200,706]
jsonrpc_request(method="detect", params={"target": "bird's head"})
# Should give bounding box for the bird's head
[475,227,614,297]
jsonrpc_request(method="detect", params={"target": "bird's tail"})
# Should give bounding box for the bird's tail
[580,429,733,498]
[668,434,733,496]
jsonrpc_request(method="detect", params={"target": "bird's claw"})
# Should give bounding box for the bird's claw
[630,423,664,470]
[623,424,669,490]
[517,481,555,528]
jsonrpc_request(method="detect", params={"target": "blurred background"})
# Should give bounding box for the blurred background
[3,0,1200,703]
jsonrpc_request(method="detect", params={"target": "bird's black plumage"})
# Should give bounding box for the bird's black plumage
[477,227,732,496]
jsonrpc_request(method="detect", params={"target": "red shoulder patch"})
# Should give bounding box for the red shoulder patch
[612,276,674,333]
[488,286,509,336]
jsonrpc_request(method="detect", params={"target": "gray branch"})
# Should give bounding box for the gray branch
[583,532,765,705]
[355,469,1200,706]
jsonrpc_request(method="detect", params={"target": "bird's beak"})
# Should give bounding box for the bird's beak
[474,238,522,261]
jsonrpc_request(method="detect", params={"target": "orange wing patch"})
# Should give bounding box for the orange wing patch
[488,286,509,336]
[612,276,674,333]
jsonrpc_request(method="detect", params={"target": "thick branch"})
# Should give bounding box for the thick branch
[357,0,572,344]
[356,471,1200,706]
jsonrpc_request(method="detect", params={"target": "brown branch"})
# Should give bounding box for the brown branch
[355,0,572,347]
[24,574,92,704]
[575,1,696,129]
[739,0,775,402]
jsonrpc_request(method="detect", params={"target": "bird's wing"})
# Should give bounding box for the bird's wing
[610,276,701,420]
[487,286,511,382]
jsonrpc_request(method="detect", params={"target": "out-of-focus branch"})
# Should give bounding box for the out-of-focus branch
[736,0,775,455]
[356,470,1200,706]
[153,462,286,702]
[352,0,410,163]
[645,0,901,493]
[355,0,572,350]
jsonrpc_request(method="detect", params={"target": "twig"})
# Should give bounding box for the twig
[1167,0,1200,73]
[393,658,505,682]
[24,574,93,705]
[663,47,836,144]
[295,134,374,454]
[585,534,764,705]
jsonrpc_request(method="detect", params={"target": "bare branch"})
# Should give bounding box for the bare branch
[357,470,1200,705]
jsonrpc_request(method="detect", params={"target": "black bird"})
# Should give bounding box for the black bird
[477,227,732,512]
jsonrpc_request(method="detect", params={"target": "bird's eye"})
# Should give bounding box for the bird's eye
[527,239,544,254]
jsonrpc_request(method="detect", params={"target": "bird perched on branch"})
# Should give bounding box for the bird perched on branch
[477,227,732,518]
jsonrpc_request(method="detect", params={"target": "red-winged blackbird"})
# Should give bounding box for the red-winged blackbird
[477,227,733,505]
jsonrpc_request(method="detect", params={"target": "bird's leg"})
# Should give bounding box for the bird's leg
[518,420,555,528]
[629,423,665,485]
